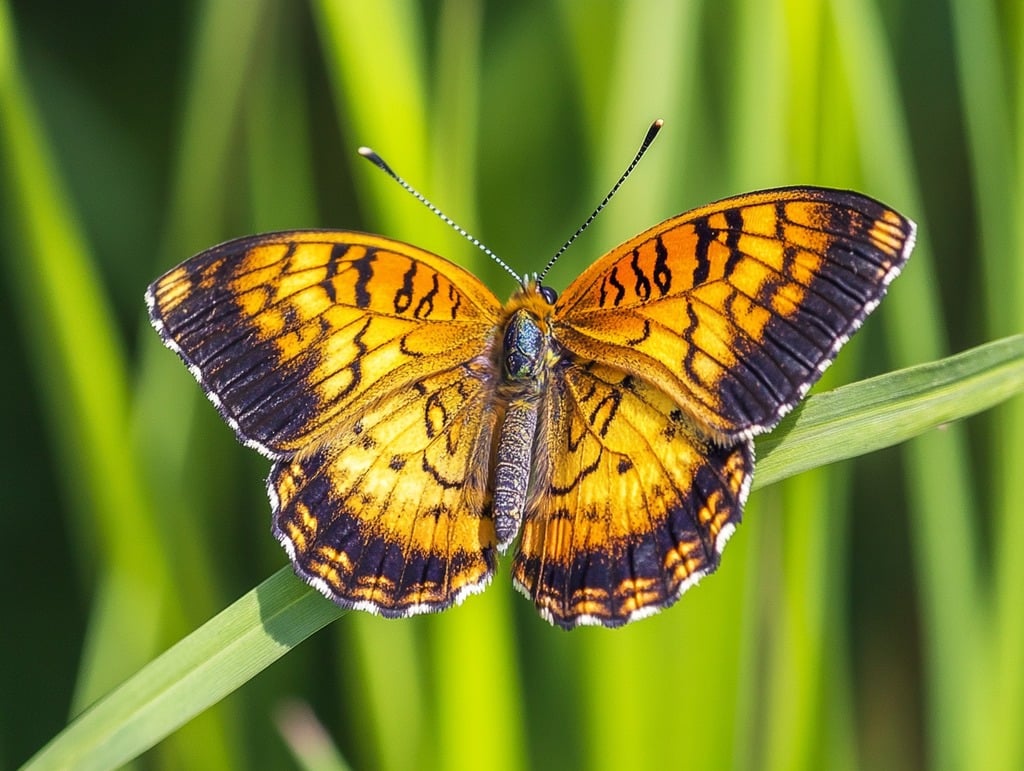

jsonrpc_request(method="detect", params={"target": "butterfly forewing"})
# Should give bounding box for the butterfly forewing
[553,188,916,442]
[146,231,502,456]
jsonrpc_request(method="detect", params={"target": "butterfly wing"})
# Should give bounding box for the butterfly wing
[552,188,916,442]
[512,362,753,629]
[513,188,914,627]
[148,231,505,614]
[271,363,502,615]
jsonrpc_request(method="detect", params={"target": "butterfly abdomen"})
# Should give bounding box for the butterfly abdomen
[494,401,539,549]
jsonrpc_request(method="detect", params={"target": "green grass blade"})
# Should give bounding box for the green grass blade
[127,3,278,766]
[987,12,1024,771]
[312,0,430,232]
[311,6,433,768]
[0,0,168,709]
[25,336,1023,770]
[948,1,1024,767]
[23,570,342,771]
[948,0,1015,337]
[158,0,273,252]
[756,335,1024,487]
[244,5,320,230]
[828,2,982,765]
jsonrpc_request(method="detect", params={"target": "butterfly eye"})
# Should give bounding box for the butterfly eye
[539,285,558,304]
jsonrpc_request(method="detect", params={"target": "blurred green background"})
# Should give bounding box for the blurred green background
[2,1,1022,769]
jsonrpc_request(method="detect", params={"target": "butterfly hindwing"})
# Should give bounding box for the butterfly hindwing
[271,363,501,616]
[553,188,916,442]
[146,230,502,457]
[512,361,753,629]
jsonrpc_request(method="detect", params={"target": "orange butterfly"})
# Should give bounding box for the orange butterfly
[147,125,914,628]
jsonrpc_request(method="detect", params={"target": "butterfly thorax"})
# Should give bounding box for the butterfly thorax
[502,308,548,381]
[492,283,560,550]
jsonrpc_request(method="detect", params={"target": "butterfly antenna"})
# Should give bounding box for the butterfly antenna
[358,147,523,284]
[537,119,664,283]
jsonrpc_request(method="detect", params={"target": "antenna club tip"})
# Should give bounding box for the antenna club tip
[358,146,394,175]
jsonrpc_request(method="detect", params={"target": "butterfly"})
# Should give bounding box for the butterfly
[146,130,914,629]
